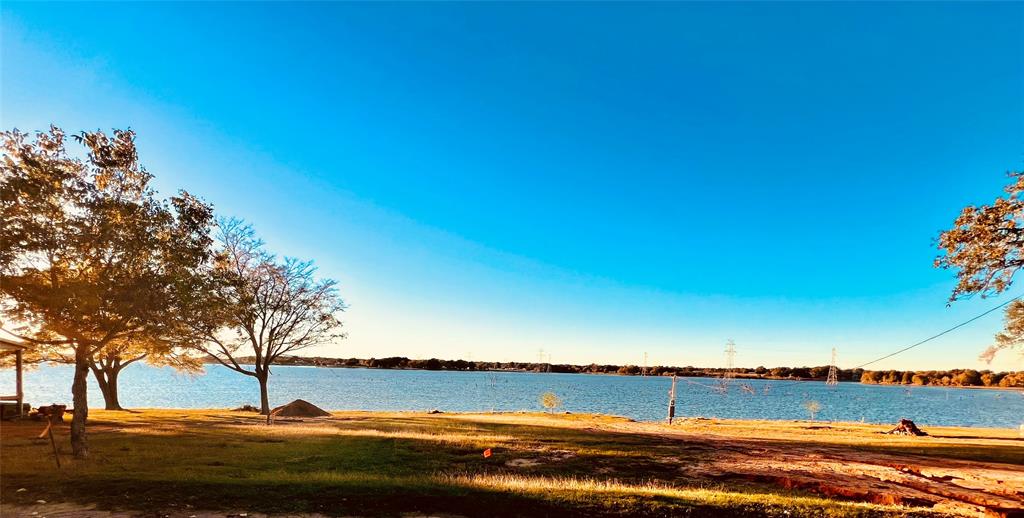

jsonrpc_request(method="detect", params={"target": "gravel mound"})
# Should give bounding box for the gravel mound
[269,399,331,418]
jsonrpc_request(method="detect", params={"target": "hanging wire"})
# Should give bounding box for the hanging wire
[683,378,725,391]
[761,294,1024,391]
[851,293,1023,370]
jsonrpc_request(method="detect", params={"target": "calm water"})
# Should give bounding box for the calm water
[3,364,1022,428]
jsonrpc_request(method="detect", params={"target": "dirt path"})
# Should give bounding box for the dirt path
[595,420,1024,517]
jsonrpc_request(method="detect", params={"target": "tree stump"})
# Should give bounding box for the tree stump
[887,418,927,436]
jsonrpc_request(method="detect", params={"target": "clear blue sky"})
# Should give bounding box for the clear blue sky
[2,2,1023,370]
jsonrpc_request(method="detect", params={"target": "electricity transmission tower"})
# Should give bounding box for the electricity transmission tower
[719,340,737,391]
[826,347,839,387]
[724,340,736,375]
[643,351,649,376]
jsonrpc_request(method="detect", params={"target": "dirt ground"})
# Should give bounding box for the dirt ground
[593,417,1024,517]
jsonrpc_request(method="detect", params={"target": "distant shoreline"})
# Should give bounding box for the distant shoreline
[203,355,1024,390]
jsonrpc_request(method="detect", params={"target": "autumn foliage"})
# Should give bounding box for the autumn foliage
[936,170,1024,362]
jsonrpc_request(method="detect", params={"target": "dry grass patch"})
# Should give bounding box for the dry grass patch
[439,473,939,516]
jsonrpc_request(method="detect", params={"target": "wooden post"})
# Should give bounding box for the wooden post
[48,425,61,468]
[667,375,678,424]
[37,405,66,469]
[15,349,23,417]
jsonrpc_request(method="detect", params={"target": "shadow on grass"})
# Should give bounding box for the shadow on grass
[0,473,916,518]
[0,414,1011,517]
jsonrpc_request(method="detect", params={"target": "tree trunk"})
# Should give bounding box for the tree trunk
[91,363,123,411]
[71,345,90,458]
[258,373,271,415]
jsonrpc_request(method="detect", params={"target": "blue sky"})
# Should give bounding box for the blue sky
[2,2,1023,370]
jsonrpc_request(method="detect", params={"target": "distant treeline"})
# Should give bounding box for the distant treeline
[231,355,1023,388]
[860,369,1024,388]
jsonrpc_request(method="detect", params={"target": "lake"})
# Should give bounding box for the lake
[4,364,1022,428]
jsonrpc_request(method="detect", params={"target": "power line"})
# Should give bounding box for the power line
[852,293,1022,370]
[724,295,1022,393]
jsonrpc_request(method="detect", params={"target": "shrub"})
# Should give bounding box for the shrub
[540,392,562,413]
[802,400,822,420]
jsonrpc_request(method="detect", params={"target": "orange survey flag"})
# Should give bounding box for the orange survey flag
[483,448,492,458]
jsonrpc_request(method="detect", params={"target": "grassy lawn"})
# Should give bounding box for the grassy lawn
[2,410,1021,517]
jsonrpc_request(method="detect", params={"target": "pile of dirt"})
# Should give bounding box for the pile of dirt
[886,419,927,436]
[269,399,331,418]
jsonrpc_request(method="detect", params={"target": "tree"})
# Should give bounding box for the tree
[88,336,202,410]
[809,366,830,378]
[802,400,822,420]
[180,218,345,414]
[790,367,811,379]
[999,372,1024,388]
[952,369,981,387]
[0,127,214,456]
[860,371,881,384]
[540,391,562,413]
[617,365,641,375]
[937,171,1024,361]
[980,372,1003,387]
[881,370,901,384]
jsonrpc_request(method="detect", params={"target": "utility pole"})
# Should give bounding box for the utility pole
[667,375,678,424]
[826,347,839,387]
[643,351,649,376]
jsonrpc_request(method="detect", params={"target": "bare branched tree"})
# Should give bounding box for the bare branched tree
[182,218,346,414]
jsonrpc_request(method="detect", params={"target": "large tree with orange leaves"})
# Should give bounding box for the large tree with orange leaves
[0,127,214,457]
[936,171,1024,362]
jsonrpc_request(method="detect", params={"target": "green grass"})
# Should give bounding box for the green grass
[2,410,1017,517]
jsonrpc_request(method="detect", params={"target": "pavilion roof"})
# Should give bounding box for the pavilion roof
[0,337,28,352]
